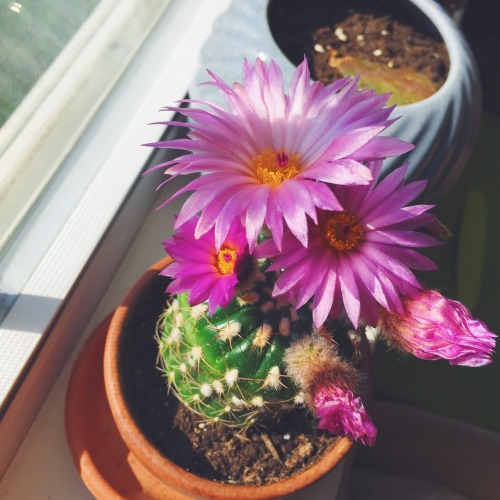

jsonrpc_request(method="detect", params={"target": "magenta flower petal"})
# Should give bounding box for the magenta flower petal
[312,264,338,327]
[315,385,377,446]
[368,205,435,228]
[349,135,414,160]
[208,274,238,311]
[295,250,331,309]
[214,184,257,249]
[150,58,412,249]
[379,289,497,366]
[321,125,387,160]
[338,258,361,327]
[304,159,374,185]
[301,180,343,211]
[345,253,385,306]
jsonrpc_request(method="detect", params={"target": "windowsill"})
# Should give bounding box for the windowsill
[0,181,181,496]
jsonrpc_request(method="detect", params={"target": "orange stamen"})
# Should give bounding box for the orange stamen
[253,147,300,188]
[320,212,364,252]
[217,247,237,275]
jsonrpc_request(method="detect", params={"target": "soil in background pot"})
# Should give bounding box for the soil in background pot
[268,0,450,105]
[118,275,341,486]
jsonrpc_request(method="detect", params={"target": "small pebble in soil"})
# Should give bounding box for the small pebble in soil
[373,49,383,56]
[334,27,347,41]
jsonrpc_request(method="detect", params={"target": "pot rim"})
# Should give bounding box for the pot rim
[103,256,354,499]
[398,0,477,107]
[193,0,479,109]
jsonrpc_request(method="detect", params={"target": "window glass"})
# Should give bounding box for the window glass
[0,0,100,127]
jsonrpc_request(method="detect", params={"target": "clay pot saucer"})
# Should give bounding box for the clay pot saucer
[65,314,187,499]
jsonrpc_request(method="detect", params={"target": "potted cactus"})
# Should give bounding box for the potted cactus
[112,57,494,495]
[102,256,362,499]
[67,57,495,499]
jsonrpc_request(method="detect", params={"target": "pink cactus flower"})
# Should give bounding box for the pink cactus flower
[257,161,439,328]
[147,58,413,251]
[162,217,250,315]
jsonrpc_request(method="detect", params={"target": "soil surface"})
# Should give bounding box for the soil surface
[118,274,340,485]
[268,0,450,102]
[309,12,449,90]
[172,399,338,485]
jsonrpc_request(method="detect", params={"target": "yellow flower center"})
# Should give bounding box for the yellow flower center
[217,247,237,275]
[320,212,364,252]
[253,147,300,188]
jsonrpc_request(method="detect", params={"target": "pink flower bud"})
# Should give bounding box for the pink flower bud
[314,385,377,446]
[379,289,496,367]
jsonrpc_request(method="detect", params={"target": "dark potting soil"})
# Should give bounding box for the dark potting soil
[310,12,449,89]
[118,273,339,486]
[268,0,449,95]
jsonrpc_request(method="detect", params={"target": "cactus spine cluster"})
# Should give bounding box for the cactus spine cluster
[157,266,314,428]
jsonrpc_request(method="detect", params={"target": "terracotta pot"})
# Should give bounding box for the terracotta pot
[189,0,481,202]
[84,256,355,499]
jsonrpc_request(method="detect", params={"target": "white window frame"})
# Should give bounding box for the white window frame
[0,0,231,478]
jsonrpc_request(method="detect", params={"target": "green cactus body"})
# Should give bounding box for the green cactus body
[157,273,312,428]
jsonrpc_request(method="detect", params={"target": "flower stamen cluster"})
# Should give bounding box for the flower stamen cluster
[253,147,300,188]
[320,211,364,252]
[217,247,237,275]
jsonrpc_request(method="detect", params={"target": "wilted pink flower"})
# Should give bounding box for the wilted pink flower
[162,217,250,314]
[147,58,413,251]
[315,385,377,446]
[283,335,376,445]
[379,289,496,367]
[257,161,439,328]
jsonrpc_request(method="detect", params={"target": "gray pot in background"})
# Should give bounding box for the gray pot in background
[189,0,481,202]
